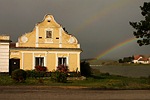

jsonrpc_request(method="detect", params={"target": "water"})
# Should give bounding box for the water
[91,65,150,78]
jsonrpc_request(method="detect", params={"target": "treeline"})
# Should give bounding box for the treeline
[118,56,134,63]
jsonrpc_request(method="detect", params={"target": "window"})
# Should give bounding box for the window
[35,57,44,66]
[58,57,66,66]
[46,31,52,38]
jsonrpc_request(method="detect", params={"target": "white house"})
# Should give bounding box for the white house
[133,55,150,64]
[0,35,11,72]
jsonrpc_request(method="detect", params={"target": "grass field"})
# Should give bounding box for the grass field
[1,73,150,90]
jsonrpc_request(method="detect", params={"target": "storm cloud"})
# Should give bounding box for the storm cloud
[0,0,149,59]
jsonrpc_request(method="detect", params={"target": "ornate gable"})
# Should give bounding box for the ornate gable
[16,14,80,49]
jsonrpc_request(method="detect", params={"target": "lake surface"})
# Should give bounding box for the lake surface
[91,65,150,78]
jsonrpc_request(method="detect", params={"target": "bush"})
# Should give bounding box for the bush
[68,72,81,77]
[51,65,68,83]
[51,71,67,83]
[148,76,150,84]
[33,66,47,78]
[11,69,27,82]
[26,70,35,78]
[26,70,38,78]
[26,70,47,78]
[35,66,47,72]
[80,61,91,77]
[57,65,69,73]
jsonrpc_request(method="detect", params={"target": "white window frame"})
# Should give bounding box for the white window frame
[34,56,45,67]
[45,28,53,43]
[57,57,68,66]
[46,30,52,38]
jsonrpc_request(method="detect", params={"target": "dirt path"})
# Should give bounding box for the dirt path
[0,86,150,100]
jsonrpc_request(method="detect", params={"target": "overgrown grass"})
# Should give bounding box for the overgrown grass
[0,74,150,89]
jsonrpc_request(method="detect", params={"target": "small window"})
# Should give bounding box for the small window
[46,31,52,38]
[47,20,50,22]
[58,57,66,66]
[35,57,44,66]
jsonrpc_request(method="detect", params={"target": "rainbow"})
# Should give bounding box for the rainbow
[94,37,137,60]
[74,0,136,33]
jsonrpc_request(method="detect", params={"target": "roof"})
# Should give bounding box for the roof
[9,43,16,48]
[134,55,150,61]
[0,40,12,43]
[134,55,142,60]
[10,47,82,52]
[138,58,149,61]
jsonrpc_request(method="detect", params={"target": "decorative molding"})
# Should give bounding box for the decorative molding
[35,25,39,47]
[21,52,24,69]
[55,53,58,70]
[21,51,80,54]
[77,53,80,72]
[21,36,28,43]
[0,43,9,45]
[16,43,19,47]
[59,27,62,48]
[32,53,34,69]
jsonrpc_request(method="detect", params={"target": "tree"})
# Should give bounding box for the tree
[118,59,124,63]
[129,2,150,46]
[118,56,134,63]
[80,61,91,77]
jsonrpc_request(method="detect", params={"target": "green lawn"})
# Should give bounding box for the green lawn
[1,74,150,89]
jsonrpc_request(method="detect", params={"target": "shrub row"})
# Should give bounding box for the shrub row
[26,70,48,78]
[11,65,82,83]
[11,62,92,83]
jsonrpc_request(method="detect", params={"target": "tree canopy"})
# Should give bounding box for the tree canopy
[129,2,150,46]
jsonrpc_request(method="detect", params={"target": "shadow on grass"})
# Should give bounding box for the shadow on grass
[90,72,111,79]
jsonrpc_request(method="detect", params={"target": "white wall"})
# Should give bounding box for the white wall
[0,43,9,72]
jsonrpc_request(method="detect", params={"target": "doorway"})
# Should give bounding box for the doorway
[9,58,20,75]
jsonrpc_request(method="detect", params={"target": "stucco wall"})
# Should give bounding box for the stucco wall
[10,14,81,72]
[16,15,80,49]
[23,53,33,70]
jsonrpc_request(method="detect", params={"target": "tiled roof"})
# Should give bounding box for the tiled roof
[134,55,142,60]
[138,58,149,61]
[9,43,16,48]
[134,55,150,61]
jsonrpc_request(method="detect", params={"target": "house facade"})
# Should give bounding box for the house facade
[10,14,82,72]
[0,35,11,72]
[133,55,150,64]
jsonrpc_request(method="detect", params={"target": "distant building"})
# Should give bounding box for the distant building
[0,35,11,72]
[0,14,82,73]
[132,55,150,64]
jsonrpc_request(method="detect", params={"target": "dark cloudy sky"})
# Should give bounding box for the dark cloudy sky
[0,0,149,60]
